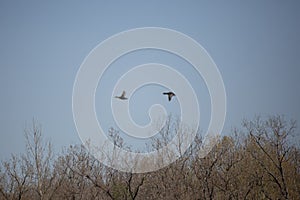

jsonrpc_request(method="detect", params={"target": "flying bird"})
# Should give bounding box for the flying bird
[163,91,176,101]
[115,91,128,100]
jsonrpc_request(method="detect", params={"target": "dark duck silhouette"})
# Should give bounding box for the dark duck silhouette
[115,91,128,100]
[163,91,176,101]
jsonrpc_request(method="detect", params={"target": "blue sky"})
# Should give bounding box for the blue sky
[1,1,300,159]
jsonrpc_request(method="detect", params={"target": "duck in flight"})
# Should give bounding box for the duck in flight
[163,91,176,101]
[115,91,128,100]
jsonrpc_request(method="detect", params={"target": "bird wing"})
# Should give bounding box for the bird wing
[121,91,126,98]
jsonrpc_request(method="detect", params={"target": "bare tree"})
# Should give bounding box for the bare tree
[243,115,297,199]
[23,121,58,200]
[1,115,299,199]
[0,155,32,200]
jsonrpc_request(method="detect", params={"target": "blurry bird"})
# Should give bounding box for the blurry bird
[115,91,128,100]
[163,91,176,101]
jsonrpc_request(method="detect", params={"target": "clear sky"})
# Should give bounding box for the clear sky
[1,1,300,160]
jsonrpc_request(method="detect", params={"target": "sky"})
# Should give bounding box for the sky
[0,1,300,160]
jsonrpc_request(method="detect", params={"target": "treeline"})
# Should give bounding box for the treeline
[0,115,299,199]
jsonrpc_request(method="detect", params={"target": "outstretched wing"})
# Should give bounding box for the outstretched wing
[121,91,126,98]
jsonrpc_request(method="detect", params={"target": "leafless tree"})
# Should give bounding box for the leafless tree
[0,115,299,199]
[243,115,297,199]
